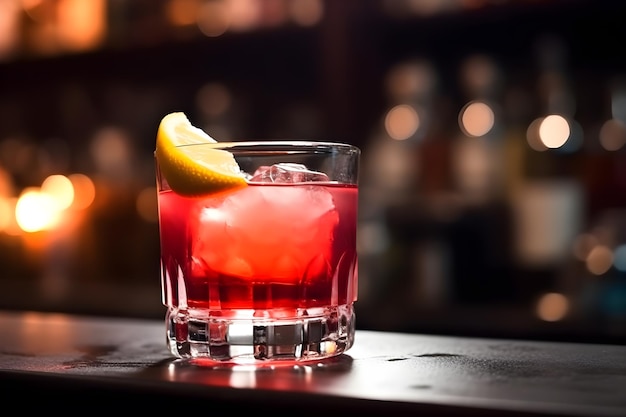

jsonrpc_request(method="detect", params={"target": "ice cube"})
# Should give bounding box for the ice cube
[250,163,329,183]
[192,183,339,281]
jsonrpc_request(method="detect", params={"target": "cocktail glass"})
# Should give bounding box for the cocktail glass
[156,141,360,365]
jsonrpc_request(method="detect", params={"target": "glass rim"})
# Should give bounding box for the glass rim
[174,140,360,155]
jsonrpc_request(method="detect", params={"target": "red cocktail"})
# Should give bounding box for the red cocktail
[157,139,359,364]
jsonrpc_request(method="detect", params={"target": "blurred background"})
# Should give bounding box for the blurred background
[1,0,626,344]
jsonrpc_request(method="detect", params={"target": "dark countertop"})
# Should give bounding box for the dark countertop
[1,310,625,416]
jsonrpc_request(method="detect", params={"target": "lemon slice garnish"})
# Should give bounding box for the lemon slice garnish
[155,112,247,196]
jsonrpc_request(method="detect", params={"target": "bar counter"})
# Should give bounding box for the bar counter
[1,310,625,415]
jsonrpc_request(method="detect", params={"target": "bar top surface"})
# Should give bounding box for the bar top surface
[0,310,624,416]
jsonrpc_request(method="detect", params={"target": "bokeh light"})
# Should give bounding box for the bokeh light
[197,0,230,37]
[586,245,613,276]
[599,118,626,151]
[459,101,495,137]
[15,188,61,233]
[538,115,570,149]
[41,174,74,211]
[68,173,96,210]
[56,0,106,51]
[536,292,569,322]
[384,104,420,140]
[227,0,262,32]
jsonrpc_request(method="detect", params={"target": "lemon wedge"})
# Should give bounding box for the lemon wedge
[155,112,247,196]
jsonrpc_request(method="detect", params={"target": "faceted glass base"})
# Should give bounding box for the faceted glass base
[165,304,356,365]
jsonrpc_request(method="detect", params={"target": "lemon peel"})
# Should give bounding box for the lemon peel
[155,112,247,196]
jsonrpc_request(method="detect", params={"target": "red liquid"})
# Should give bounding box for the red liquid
[158,183,358,313]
